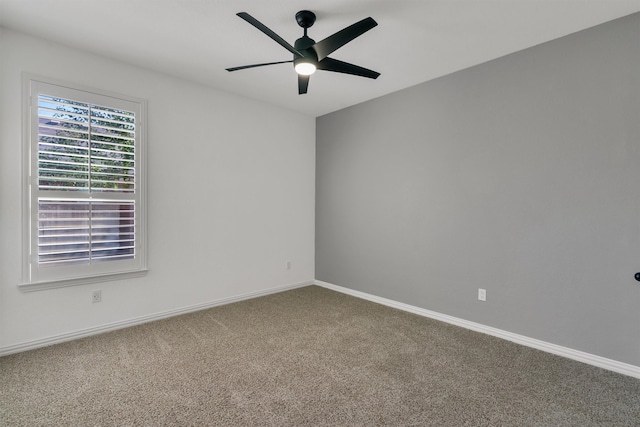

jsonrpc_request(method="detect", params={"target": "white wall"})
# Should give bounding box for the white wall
[0,28,315,351]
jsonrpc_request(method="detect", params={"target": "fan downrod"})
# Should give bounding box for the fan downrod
[295,10,316,29]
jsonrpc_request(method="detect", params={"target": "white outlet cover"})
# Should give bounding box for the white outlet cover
[92,290,102,303]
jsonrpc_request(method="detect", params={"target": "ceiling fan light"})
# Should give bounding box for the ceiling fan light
[295,62,316,75]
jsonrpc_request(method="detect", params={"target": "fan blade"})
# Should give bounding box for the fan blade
[237,12,302,57]
[298,75,310,95]
[226,60,293,72]
[311,17,377,61]
[317,57,380,79]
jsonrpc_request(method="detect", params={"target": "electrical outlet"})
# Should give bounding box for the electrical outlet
[478,288,486,302]
[92,290,102,303]
[286,261,291,270]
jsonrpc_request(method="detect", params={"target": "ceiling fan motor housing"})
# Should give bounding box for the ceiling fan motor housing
[294,34,317,71]
[295,35,316,53]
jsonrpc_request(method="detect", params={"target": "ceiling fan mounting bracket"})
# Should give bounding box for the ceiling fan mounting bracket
[295,10,316,29]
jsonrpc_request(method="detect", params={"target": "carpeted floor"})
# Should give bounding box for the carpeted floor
[1,285,639,426]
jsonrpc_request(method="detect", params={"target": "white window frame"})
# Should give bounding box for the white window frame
[20,75,148,292]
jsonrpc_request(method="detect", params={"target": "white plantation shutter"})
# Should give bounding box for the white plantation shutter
[37,95,136,193]
[37,199,136,266]
[23,78,147,288]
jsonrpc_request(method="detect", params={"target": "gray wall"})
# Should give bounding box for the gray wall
[316,13,640,366]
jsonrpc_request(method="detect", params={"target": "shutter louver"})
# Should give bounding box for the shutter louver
[90,104,135,193]
[90,201,136,262]
[38,96,90,191]
[38,200,91,265]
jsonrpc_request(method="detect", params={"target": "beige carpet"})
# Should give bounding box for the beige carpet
[1,285,639,426]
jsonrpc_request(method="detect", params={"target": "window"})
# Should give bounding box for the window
[21,77,147,291]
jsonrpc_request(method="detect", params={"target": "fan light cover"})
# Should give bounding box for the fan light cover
[295,62,316,75]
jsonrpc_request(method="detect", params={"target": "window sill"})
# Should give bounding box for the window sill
[19,269,149,292]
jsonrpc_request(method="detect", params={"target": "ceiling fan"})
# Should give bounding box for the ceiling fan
[226,10,380,95]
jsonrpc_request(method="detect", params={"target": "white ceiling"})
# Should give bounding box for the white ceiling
[2,0,640,117]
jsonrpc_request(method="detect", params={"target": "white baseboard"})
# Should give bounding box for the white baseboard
[0,280,313,357]
[314,280,640,379]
